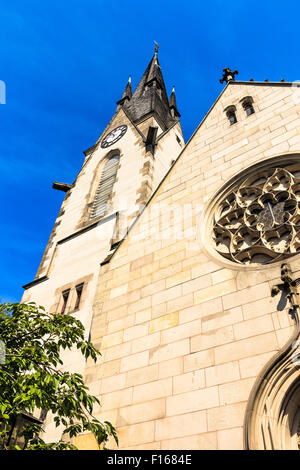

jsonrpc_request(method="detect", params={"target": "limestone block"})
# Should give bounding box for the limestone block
[141,279,166,298]
[233,315,274,340]
[167,294,194,314]
[104,342,131,362]
[135,308,151,325]
[205,361,240,387]
[194,279,236,304]
[152,285,182,307]
[100,373,127,394]
[133,378,172,403]
[159,250,186,269]
[131,332,161,354]
[130,254,153,271]
[120,351,149,373]
[107,314,135,334]
[158,357,184,379]
[110,283,128,299]
[217,427,243,450]
[173,370,205,394]
[149,339,190,364]
[179,298,222,324]
[100,330,124,350]
[242,297,278,320]
[219,377,256,406]
[117,421,155,448]
[211,269,236,285]
[214,332,278,365]
[149,312,179,334]
[161,319,202,345]
[183,349,214,373]
[165,270,191,289]
[123,323,149,342]
[97,359,120,379]
[117,398,165,426]
[152,261,183,283]
[166,386,219,416]
[222,282,269,310]
[161,432,217,450]
[73,433,99,450]
[101,387,133,411]
[155,410,207,441]
[202,306,243,332]
[126,364,159,387]
[182,274,212,295]
[207,402,247,432]
[128,296,151,315]
[191,326,234,353]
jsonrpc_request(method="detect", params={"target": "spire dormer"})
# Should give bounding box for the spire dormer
[116,75,132,107]
[169,86,181,118]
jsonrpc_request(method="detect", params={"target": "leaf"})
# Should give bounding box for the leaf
[0,301,117,450]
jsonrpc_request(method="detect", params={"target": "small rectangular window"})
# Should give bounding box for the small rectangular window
[74,284,84,310]
[176,135,182,146]
[61,289,70,314]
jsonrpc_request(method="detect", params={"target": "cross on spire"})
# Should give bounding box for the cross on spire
[220,67,239,84]
[154,41,160,54]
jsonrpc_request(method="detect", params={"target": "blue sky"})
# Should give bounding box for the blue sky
[1,0,300,302]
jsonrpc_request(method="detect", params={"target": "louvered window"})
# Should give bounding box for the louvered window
[90,155,119,219]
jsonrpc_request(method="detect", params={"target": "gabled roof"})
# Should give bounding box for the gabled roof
[229,80,294,87]
[100,77,295,265]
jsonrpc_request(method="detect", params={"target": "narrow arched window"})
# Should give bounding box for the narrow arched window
[90,154,119,219]
[243,101,255,116]
[241,96,255,116]
[227,110,237,125]
[224,105,237,125]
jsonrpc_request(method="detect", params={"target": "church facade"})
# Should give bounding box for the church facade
[22,52,300,450]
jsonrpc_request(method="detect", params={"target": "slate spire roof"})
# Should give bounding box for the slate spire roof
[118,52,180,131]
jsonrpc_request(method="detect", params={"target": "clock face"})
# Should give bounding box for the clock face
[101,125,127,149]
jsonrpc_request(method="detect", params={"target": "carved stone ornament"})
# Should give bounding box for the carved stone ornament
[244,263,300,450]
[212,163,300,265]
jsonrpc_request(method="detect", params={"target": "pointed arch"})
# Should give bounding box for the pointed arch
[90,153,120,220]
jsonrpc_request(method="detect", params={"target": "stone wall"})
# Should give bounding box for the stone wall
[83,82,300,449]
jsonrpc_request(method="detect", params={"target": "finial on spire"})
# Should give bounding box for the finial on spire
[172,85,175,93]
[116,75,132,106]
[220,67,239,84]
[154,41,160,54]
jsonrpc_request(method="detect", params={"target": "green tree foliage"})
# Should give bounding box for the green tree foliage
[0,302,118,450]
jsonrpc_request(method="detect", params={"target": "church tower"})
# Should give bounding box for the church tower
[21,49,183,442]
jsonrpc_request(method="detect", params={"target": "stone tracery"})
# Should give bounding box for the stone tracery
[212,164,300,264]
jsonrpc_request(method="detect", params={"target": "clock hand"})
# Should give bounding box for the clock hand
[267,202,276,225]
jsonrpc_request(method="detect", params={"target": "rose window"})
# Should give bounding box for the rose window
[212,164,300,264]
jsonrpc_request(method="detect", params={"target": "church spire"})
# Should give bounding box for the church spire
[121,46,180,131]
[117,75,132,106]
[169,86,181,118]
